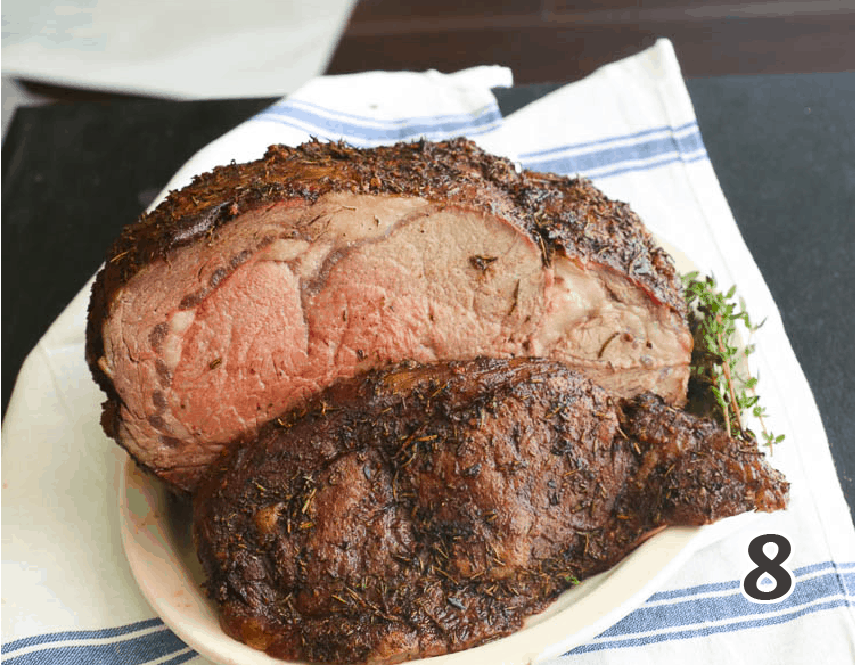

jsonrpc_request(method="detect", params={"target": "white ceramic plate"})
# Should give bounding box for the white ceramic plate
[119,456,757,665]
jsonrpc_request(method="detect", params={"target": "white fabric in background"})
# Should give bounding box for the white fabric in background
[3,40,853,665]
[1,0,356,99]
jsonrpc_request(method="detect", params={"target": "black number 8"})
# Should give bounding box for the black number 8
[742,534,794,603]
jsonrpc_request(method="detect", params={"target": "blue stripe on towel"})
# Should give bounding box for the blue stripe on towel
[646,580,740,602]
[564,560,855,656]
[645,560,855,603]
[567,598,855,655]
[520,125,708,179]
[249,99,709,179]
[4,561,852,663]
[2,619,165,654]
[3,627,190,665]
[268,97,502,127]
[576,150,708,180]
[600,572,854,636]
[252,101,503,145]
[519,120,700,160]
[160,649,199,665]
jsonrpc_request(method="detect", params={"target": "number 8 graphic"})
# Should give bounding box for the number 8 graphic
[741,534,795,603]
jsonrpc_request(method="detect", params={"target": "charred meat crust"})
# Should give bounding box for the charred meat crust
[193,358,787,664]
[86,138,685,405]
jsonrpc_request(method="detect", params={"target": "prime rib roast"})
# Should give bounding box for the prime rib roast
[87,138,692,492]
[194,358,789,664]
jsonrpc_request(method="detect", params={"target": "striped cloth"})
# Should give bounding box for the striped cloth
[3,40,853,664]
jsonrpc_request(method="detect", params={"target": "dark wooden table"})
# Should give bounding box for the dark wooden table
[330,0,855,82]
[3,1,853,521]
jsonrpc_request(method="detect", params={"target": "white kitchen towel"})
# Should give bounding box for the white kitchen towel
[3,40,854,665]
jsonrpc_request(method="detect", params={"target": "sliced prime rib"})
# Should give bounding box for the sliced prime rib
[86,138,692,491]
[193,358,788,664]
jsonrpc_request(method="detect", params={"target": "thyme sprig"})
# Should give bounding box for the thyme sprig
[682,272,785,450]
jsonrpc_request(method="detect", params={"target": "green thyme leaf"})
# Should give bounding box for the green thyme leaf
[682,273,784,450]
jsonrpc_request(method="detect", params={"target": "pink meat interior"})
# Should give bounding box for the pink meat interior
[98,193,691,483]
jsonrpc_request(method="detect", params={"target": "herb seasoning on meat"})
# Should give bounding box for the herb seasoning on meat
[193,358,788,664]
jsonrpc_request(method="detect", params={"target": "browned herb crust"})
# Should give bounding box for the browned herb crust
[86,138,685,406]
[193,358,787,663]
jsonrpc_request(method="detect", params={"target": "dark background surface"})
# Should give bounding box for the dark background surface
[3,73,853,522]
[331,0,855,82]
